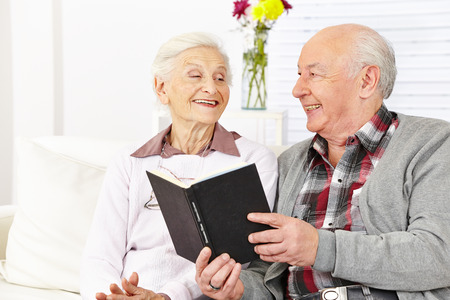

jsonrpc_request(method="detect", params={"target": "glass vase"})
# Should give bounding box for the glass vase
[241,28,268,110]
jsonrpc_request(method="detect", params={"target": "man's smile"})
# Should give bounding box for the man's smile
[305,104,322,111]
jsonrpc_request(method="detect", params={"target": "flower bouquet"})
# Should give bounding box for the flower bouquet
[233,0,292,109]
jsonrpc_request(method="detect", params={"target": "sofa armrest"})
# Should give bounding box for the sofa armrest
[0,205,17,260]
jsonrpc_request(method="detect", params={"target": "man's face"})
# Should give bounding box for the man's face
[292,32,364,141]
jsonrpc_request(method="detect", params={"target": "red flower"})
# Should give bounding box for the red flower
[233,0,251,20]
[281,0,293,13]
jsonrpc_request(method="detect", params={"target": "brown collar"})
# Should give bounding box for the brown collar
[130,123,241,158]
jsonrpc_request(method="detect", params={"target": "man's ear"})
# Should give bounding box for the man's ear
[155,77,169,105]
[360,65,381,99]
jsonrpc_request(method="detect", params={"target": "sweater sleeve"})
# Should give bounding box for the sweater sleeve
[315,119,450,293]
[80,149,132,299]
[240,259,275,299]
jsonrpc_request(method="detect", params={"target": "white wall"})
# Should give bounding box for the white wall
[0,0,13,205]
[2,0,450,205]
[3,0,245,205]
[268,0,450,145]
[8,0,247,140]
[61,0,244,139]
[11,0,56,138]
[8,0,450,141]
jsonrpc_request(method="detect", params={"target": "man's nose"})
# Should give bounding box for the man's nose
[292,76,308,99]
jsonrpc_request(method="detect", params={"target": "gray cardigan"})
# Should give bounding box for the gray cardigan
[240,113,450,300]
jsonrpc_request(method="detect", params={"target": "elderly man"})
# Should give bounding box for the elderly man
[195,24,450,300]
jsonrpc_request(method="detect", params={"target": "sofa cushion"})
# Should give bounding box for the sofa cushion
[0,274,81,300]
[0,205,17,260]
[0,136,131,293]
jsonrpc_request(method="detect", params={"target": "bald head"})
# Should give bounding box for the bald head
[313,24,365,44]
[317,23,374,38]
[307,24,397,99]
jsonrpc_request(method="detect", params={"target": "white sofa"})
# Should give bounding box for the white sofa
[0,136,288,299]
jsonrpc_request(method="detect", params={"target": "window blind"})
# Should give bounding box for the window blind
[267,0,450,144]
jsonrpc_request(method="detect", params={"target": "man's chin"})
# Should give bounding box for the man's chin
[306,122,319,134]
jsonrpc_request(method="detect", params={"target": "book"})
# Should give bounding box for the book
[146,162,272,264]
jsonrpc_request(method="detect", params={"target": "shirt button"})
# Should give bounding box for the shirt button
[338,179,342,183]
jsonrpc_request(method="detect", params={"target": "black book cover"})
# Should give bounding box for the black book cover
[146,163,271,264]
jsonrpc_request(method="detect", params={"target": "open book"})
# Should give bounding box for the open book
[146,162,271,264]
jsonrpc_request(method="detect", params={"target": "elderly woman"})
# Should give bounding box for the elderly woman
[80,32,278,300]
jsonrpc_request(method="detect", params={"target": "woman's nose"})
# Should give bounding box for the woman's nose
[202,78,217,94]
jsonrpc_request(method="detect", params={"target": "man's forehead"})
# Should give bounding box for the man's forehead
[298,61,328,71]
[298,36,348,71]
[297,46,331,71]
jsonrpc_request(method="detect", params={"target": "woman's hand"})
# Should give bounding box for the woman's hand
[95,272,168,300]
[195,247,244,300]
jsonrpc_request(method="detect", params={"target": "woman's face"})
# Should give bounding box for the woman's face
[157,46,230,127]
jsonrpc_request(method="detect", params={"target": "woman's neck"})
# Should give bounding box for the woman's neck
[169,123,215,155]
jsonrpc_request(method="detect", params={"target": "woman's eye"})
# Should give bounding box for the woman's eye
[188,72,201,78]
[214,74,226,82]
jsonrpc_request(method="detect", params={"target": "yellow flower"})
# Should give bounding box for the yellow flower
[251,0,284,22]
[264,0,285,20]
[251,4,264,21]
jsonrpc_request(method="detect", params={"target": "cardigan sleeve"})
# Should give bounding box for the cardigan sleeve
[80,148,132,299]
[322,117,450,294]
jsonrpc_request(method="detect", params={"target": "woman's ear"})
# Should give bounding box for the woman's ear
[360,65,381,99]
[155,77,169,105]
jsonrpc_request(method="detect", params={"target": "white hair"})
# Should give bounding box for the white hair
[348,26,397,99]
[151,32,232,91]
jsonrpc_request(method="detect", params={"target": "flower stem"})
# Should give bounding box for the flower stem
[242,27,268,109]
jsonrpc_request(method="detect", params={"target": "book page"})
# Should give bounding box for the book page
[192,161,249,184]
[150,161,249,188]
[149,169,189,188]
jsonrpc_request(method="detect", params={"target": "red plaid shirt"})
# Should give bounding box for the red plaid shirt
[287,104,399,298]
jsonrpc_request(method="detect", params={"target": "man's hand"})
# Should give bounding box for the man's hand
[95,272,167,300]
[248,212,319,267]
[195,247,244,300]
